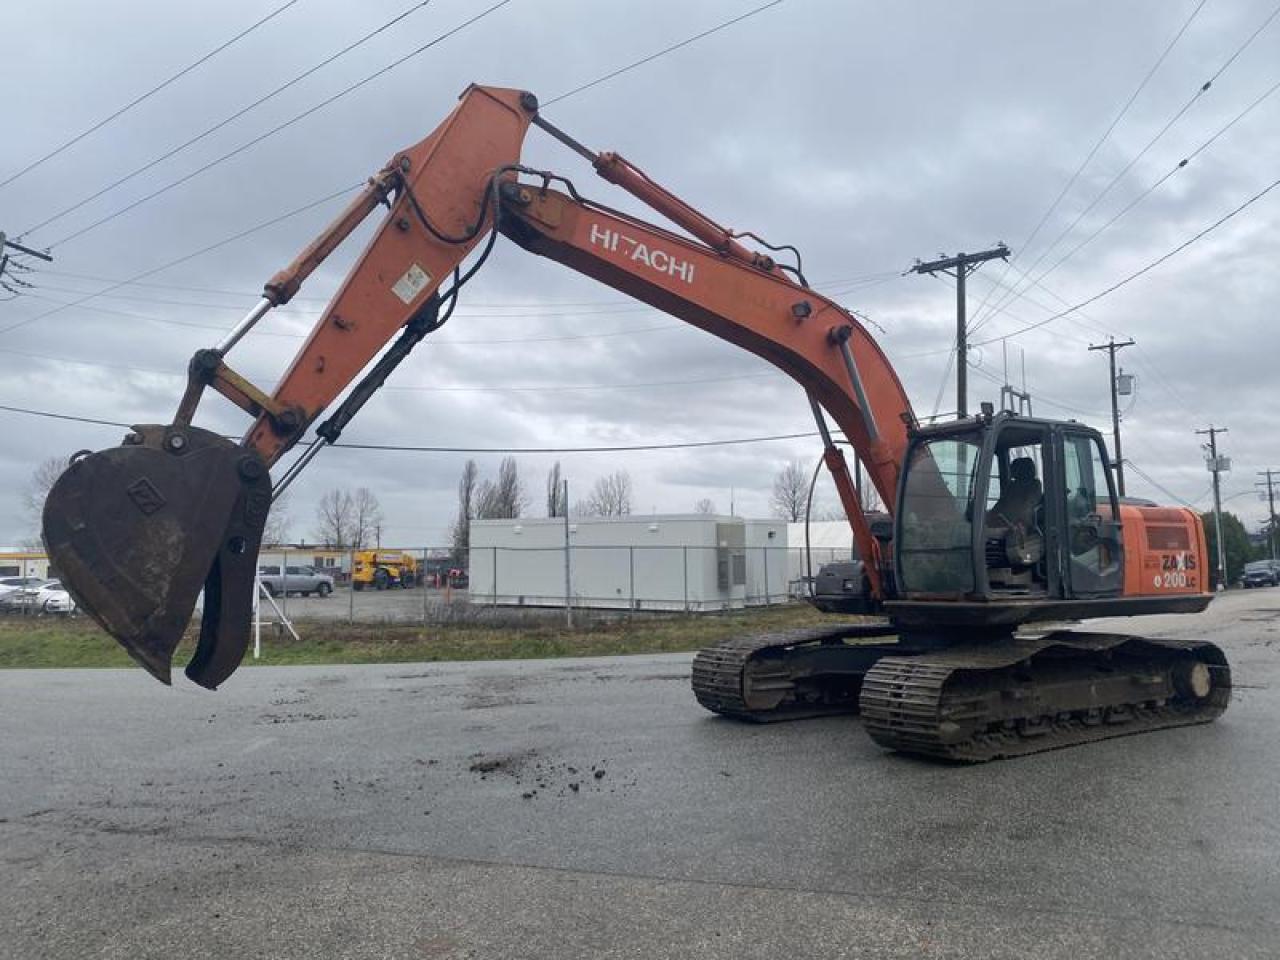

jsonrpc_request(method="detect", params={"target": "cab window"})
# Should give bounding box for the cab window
[982,426,1049,595]
[898,437,981,593]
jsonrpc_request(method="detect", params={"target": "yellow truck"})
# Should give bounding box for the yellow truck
[351,550,419,591]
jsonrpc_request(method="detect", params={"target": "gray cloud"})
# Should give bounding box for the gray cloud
[2,0,1277,547]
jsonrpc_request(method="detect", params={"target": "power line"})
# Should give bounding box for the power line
[0,342,792,394]
[1031,73,1280,288]
[339,433,817,453]
[966,268,1092,345]
[40,0,783,250]
[0,403,133,430]
[1126,460,1200,509]
[4,1,797,337]
[0,400,820,454]
[11,291,691,342]
[0,295,952,377]
[0,0,303,192]
[971,170,1280,347]
[1131,344,1196,417]
[45,0,513,248]
[26,279,903,332]
[976,68,1280,333]
[969,262,1199,422]
[542,0,783,106]
[23,282,658,319]
[29,264,903,308]
[969,0,1208,327]
[975,1,1280,328]
[22,0,439,238]
[966,360,1107,419]
[0,182,363,336]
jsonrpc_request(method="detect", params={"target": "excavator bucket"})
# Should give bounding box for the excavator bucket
[42,425,271,689]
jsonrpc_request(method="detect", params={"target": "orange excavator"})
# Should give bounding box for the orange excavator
[43,85,1229,761]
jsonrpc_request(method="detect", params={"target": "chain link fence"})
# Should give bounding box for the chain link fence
[1,543,856,640]
[245,543,853,628]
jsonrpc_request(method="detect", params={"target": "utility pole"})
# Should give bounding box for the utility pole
[1088,337,1135,496]
[1196,425,1230,589]
[1258,469,1279,562]
[0,231,53,294]
[911,244,1010,417]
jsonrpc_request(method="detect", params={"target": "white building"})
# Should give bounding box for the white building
[0,549,51,579]
[469,515,788,612]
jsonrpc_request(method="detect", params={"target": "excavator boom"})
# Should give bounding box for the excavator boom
[42,84,911,689]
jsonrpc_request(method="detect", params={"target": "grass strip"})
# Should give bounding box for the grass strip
[0,603,833,670]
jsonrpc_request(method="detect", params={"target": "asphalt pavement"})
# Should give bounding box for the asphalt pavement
[3,589,1279,958]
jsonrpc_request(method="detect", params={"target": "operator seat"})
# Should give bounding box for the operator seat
[986,456,1041,531]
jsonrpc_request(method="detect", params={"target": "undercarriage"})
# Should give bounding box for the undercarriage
[691,622,1230,762]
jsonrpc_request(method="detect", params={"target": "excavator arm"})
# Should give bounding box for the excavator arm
[42,84,914,690]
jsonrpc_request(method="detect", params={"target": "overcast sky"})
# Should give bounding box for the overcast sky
[1,0,1277,548]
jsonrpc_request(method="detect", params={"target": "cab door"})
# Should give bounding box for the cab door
[1057,429,1124,598]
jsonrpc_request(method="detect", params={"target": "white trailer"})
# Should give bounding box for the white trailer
[469,515,788,611]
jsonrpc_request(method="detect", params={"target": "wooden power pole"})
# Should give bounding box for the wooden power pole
[911,244,1010,417]
[1258,469,1279,562]
[1196,425,1230,589]
[1089,337,1135,496]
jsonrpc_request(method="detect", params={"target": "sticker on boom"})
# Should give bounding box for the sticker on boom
[392,263,432,304]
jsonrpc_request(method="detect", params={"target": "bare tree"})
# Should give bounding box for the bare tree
[771,460,809,522]
[477,456,526,519]
[313,489,354,547]
[584,469,633,517]
[21,456,65,545]
[451,459,479,562]
[263,491,293,545]
[546,461,566,518]
[351,488,384,549]
[693,497,717,515]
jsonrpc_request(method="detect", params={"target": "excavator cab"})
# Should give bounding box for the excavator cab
[894,412,1124,608]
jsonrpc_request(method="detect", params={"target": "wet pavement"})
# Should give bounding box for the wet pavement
[3,589,1279,958]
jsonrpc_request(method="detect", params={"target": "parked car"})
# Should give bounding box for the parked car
[37,580,76,614]
[258,564,334,598]
[1241,560,1280,588]
[1,579,76,614]
[0,576,45,603]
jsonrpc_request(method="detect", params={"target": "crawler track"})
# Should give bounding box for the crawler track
[691,623,895,722]
[858,632,1231,762]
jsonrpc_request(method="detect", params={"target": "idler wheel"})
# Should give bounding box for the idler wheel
[1172,659,1212,700]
